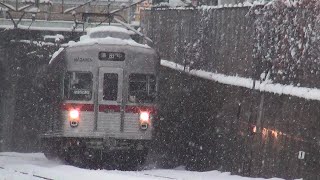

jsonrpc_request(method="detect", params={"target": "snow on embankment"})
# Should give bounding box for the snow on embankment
[161,60,320,101]
[0,152,285,180]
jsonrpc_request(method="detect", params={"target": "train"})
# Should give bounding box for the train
[40,25,160,169]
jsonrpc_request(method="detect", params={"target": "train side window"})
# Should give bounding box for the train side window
[103,73,118,101]
[129,74,156,103]
[63,72,92,101]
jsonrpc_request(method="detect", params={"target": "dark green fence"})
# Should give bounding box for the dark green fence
[142,2,320,179]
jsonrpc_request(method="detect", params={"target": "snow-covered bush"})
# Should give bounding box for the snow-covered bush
[253,0,320,87]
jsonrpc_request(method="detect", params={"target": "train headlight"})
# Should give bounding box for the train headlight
[140,111,150,130]
[69,109,80,119]
[140,111,150,122]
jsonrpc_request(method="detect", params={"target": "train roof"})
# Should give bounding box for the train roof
[86,26,134,36]
[65,26,151,49]
[49,26,155,65]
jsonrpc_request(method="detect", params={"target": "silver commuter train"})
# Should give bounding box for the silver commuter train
[41,26,159,168]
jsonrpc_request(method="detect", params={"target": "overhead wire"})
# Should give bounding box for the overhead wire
[27,17,34,30]
[58,0,147,43]
[84,0,99,29]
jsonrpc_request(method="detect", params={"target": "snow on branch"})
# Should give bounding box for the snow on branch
[10,40,55,47]
[49,47,64,64]
[252,0,320,87]
[22,0,53,5]
[24,7,40,13]
[17,4,33,11]
[0,2,16,11]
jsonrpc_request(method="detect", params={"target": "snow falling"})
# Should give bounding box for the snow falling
[1,0,320,179]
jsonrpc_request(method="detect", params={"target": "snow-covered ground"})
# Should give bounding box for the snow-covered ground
[0,152,284,180]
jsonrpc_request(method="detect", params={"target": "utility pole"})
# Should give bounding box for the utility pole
[128,0,133,24]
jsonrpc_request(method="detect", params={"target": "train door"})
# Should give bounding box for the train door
[97,67,124,134]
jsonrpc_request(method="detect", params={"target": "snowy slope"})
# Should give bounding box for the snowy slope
[0,152,285,180]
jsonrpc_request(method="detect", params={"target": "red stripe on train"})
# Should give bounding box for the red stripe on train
[99,105,121,112]
[61,103,156,114]
[125,106,157,114]
[99,105,156,114]
[61,103,94,111]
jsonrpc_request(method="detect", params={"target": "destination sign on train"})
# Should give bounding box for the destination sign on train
[99,52,125,61]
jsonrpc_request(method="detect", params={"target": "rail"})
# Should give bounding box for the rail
[0,166,54,180]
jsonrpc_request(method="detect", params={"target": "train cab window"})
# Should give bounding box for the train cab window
[63,72,92,101]
[129,74,156,103]
[103,73,118,101]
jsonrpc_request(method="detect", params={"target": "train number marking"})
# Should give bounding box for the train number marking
[74,57,93,62]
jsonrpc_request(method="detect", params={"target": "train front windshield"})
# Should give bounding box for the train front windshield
[63,72,93,101]
[128,74,156,103]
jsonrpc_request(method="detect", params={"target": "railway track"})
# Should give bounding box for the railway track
[0,166,53,180]
[0,166,179,180]
[0,153,180,180]
[142,173,178,179]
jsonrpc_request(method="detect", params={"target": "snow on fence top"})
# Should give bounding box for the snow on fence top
[161,60,320,101]
[150,1,265,10]
[11,39,55,47]
[43,34,65,42]
[22,0,53,4]
[0,19,124,32]
[151,0,304,11]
